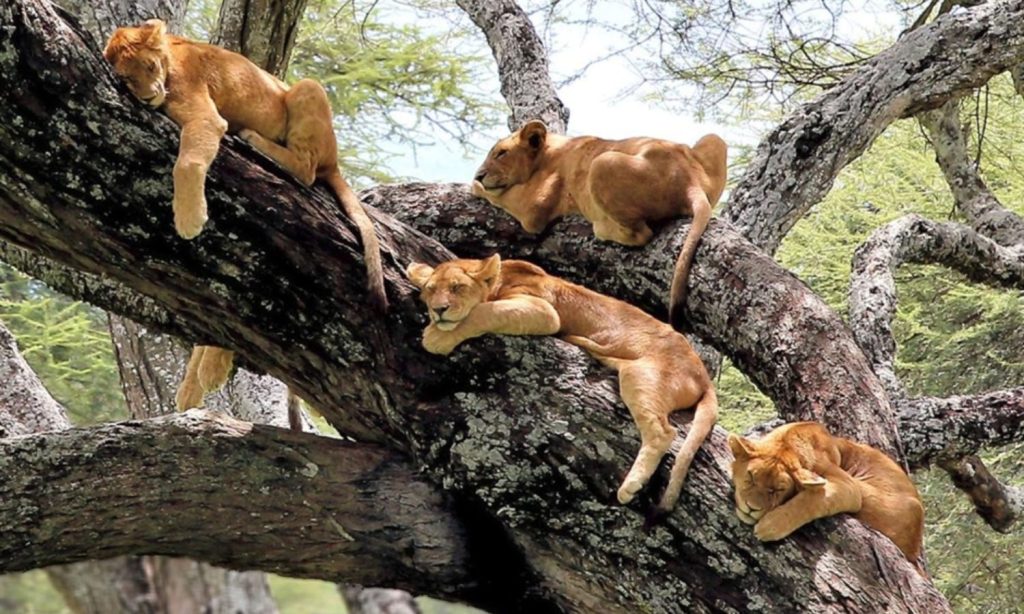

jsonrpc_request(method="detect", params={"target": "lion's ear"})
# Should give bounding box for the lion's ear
[794,468,826,490]
[141,19,167,46]
[728,434,757,461]
[519,120,548,150]
[472,254,502,289]
[406,262,434,289]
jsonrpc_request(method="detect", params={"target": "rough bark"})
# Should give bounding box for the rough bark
[341,587,421,614]
[899,388,1024,468]
[210,0,308,78]
[919,99,1024,248]
[849,214,1024,398]
[0,1,958,610]
[723,0,1024,254]
[52,0,187,48]
[938,455,1023,532]
[0,411,477,597]
[0,320,69,436]
[366,183,900,454]
[455,0,569,133]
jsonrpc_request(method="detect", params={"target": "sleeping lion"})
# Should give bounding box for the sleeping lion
[407,254,718,513]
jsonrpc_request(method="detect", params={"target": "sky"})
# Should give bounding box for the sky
[381,0,902,184]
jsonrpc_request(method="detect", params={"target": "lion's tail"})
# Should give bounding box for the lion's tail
[692,134,728,207]
[656,386,718,514]
[668,185,712,330]
[287,388,304,432]
[324,170,388,312]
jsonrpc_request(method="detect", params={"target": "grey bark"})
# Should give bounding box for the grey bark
[848,214,1024,398]
[723,0,1024,254]
[53,0,188,48]
[455,0,569,133]
[0,411,477,599]
[210,0,308,78]
[918,99,1024,248]
[0,2,950,610]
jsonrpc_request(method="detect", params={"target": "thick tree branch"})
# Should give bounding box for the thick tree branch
[455,0,569,133]
[366,183,902,454]
[919,99,1024,248]
[0,411,475,596]
[939,455,1023,532]
[211,0,308,78]
[723,0,1024,253]
[0,2,949,609]
[849,214,1024,397]
[899,388,1024,468]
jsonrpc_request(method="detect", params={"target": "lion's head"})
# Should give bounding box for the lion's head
[104,19,171,108]
[406,255,501,330]
[471,120,549,199]
[728,434,826,525]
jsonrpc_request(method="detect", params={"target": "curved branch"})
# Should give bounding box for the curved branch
[919,99,1024,248]
[938,455,1023,532]
[849,214,1024,397]
[899,387,1024,468]
[724,0,1024,253]
[366,183,901,455]
[455,0,569,133]
[0,411,474,596]
[0,3,949,608]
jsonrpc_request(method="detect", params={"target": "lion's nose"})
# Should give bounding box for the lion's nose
[474,170,486,182]
[434,305,449,317]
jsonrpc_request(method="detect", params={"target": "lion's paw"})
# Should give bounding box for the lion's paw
[754,513,794,542]
[238,128,260,144]
[617,477,644,504]
[174,207,208,239]
[422,326,460,355]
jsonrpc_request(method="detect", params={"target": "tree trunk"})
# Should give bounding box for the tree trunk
[723,0,1024,254]
[0,2,956,610]
[211,0,308,78]
[455,0,569,133]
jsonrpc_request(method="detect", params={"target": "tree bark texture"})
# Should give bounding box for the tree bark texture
[0,0,985,610]
[455,0,569,133]
[210,0,308,78]
[52,0,187,49]
[918,99,1024,248]
[723,0,1024,254]
[848,214,1024,398]
[938,455,1023,532]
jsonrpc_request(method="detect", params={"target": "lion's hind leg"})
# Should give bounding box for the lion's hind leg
[616,361,678,504]
[176,345,207,410]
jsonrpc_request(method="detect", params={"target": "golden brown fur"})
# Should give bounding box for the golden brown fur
[729,422,925,575]
[471,121,727,330]
[106,20,386,411]
[407,255,718,512]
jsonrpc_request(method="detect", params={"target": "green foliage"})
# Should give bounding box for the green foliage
[185,0,499,186]
[0,264,123,426]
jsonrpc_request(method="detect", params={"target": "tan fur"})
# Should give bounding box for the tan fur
[407,255,718,512]
[103,20,385,311]
[471,121,727,330]
[729,422,926,575]
[107,20,386,412]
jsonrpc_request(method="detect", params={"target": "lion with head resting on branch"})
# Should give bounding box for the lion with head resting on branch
[472,121,727,330]
[104,19,387,412]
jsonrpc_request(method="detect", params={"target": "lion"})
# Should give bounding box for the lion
[406,254,718,512]
[106,20,387,413]
[728,422,926,575]
[471,121,727,330]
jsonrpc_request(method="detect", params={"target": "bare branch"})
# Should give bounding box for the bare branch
[899,388,1024,468]
[724,0,1024,253]
[939,455,1023,532]
[455,0,569,133]
[0,411,475,595]
[919,99,1024,248]
[849,214,1024,398]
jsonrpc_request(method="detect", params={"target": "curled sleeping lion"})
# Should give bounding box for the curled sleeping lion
[406,255,718,512]
[105,20,387,411]
[471,121,727,330]
[729,421,926,575]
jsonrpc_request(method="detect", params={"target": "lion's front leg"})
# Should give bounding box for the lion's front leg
[421,296,561,355]
[167,96,227,239]
[754,472,862,541]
